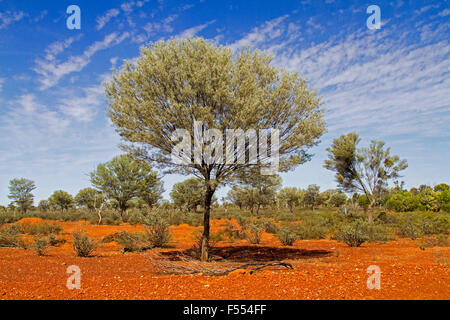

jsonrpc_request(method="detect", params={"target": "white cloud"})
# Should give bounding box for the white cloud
[96,8,120,30]
[438,8,450,17]
[44,35,82,61]
[176,20,216,39]
[34,32,130,90]
[0,78,4,92]
[229,14,450,139]
[57,85,105,122]
[228,15,288,51]
[0,10,26,29]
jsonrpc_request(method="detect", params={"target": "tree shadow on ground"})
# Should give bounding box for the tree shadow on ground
[160,245,332,262]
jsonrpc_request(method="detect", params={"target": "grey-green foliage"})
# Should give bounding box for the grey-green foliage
[104,38,325,260]
[48,190,73,211]
[90,154,163,214]
[8,178,36,213]
[325,133,408,222]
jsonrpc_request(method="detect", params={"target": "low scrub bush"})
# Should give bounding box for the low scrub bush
[333,220,370,247]
[72,231,97,257]
[143,215,172,248]
[33,238,49,256]
[245,220,265,244]
[17,222,62,236]
[115,231,146,252]
[276,225,298,246]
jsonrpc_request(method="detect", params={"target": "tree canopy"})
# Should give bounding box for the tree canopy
[324,132,408,222]
[8,178,36,213]
[104,38,325,260]
[90,154,163,214]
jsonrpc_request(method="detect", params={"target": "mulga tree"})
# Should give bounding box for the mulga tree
[278,187,302,213]
[304,184,320,210]
[49,190,73,211]
[324,133,408,223]
[8,178,36,214]
[104,38,325,260]
[75,188,104,211]
[90,154,163,217]
[170,178,205,212]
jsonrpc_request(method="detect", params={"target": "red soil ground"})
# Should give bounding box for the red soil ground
[0,218,448,300]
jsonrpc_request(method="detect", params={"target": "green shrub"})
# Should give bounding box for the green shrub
[334,220,370,247]
[398,218,423,239]
[245,221,265,244]
[17,222,62,236]
[72,231,97,257]
[33,238,49,256]
[115,231,145,252]
[0,229,25,249]
[143,215,171,248]
[276,225,298,246]
[48,233,65,246]
[367,224,394,243]
[221,221,244,241]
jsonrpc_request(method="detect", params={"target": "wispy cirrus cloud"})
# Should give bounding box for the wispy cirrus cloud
[96,8,120,30]
[34,32,130,90]
[176,20,216,39]
[0,10,26,29]
[227,12,450,139]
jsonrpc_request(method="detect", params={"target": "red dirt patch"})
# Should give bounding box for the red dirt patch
[0,220,448,300]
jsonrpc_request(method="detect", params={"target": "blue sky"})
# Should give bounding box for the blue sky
[0,0,449,205]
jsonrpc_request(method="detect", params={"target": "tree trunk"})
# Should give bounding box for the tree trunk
[201,184,215,262]
[368,199,376,223]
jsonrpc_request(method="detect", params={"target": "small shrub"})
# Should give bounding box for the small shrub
[143,215,171,248]
[0,230,25,249]
[72,231,97,257]
[48,233,65,246]
[261,218,278,234]
[334,220,370,247]
[367,224,394,243]
[276,225,298,246]
[115,231,145,252]
[18,222,62,236]
[246,221,265,244]
[221,221,244,241]
[33,238,49,256]
[398,219,423,240]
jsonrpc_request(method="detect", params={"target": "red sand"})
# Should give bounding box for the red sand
[0,218,448,300]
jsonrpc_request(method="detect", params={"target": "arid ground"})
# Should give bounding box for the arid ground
[0,218,448,300]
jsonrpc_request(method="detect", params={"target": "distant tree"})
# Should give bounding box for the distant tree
[226,186,247,210]
[105,38,325,261]
[139,179,164,209]
[75,188,103,211]
[8,178,36,214]
[434,183,449,192]
[49,190,73,211]
[38,200,50,212]
[329,192,347,208]
[324,133,408,223]
[238,171,282,214]
[171,178,205,212]
[304,184,320,210]
[278,187,302,213]
[90,155,162,216]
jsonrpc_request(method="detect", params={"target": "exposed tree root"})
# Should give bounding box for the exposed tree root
[145,250,294,276]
